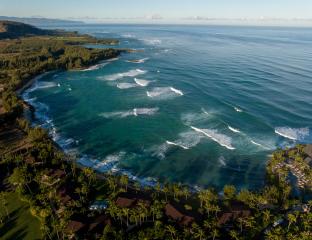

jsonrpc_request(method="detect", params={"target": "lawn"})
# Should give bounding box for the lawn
[0,191,42,240]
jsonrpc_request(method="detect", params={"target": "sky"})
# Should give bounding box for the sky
[1,0,312,25]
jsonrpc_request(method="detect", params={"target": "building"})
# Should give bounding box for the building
[165,203,195,226]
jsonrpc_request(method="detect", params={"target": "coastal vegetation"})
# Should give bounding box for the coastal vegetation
[0,21,311,239]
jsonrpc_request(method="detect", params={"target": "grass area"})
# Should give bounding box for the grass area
[0,191,42,240]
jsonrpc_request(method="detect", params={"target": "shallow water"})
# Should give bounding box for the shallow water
[23,24,312,189]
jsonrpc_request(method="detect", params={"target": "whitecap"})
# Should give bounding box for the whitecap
[81,62,109,72]
[117,83,138,89]
[191,126,235,150]
[228,125,240,133]
[153,131,202,158]
[166,141,189,150]
[141,38,162,45]
[126,58,149,63]
[170,87,184,96]
[99,108,158,119]
[101,69,147,81]
[146,87,183,99]
[28,81,58,92]
[181,112,210,126]
[134,78,151,87]
[234,107,243,112]
[275,127,309,141]
[219,156,227,166]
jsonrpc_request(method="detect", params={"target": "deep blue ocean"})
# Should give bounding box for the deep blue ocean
[23,24,312,190]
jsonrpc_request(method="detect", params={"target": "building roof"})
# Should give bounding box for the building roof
[88,215,111,232]
[304,144,312,158]
[179,215,195,226]
[51,169,66,179]
[116,197,136,208]
[165,203,184,220]
[65,220,85,233]
[218,212,233,226]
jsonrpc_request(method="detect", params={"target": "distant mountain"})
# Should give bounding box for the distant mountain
[0,16,84,27]
[0,21,58,39]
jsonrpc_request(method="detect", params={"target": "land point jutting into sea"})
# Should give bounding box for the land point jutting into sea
[0,19,311,240]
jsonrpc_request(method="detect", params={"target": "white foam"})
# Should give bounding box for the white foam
[146,87,183,99]
[141,38,162,45]
[234,107,243,112]
[116,83,138,89]
[275,127,309,141]
[102,69,147,81]
[134,78,151,87]
[81,62,109,72]
[228,125,240,133]
[166,141,189,150]
[153,131,202,158]
[219,156,227,166]
[181,112,210,126]
[122,34,136,38]
[191,126,235,150]
[106,57,119,62]
[170,87,184,96]
[99,108,159,119]
[30,81,58,92]
[126,58,149,63]
[251,140,263,147]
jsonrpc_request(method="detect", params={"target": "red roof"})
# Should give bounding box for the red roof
[66,220,85,233]
[116,197,136,208]
[165,204,184,220]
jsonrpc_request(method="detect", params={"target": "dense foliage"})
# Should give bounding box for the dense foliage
[0,22,311,240]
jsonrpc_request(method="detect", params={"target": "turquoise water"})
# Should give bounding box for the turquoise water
[23,25,312,190]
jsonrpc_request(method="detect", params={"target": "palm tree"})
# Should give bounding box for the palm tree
[211,228,219,240]
[120,175,129,191]
[229,230,240,240]
[123,208,130,226]
[287,213,297,231]
[166,225,177,240]
[194,227,205,240]
[262,209,272,226]
[182,187,190,200]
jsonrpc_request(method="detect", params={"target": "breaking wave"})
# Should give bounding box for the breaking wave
[141,38,162,45]
[181,112,211,126]
[275,127,310,141]
[99,108,159,118]
[101,69,147,81]
[117,83,138,89]
[126,58,149,63]
[166,141,189,150]
[228,125,240,133]
[27,81,58,93]
[146,87,183,99]
[134,78,151,87]
[78,152,126,172]
[234,107,243,112]
[80,62,109,71]
[191,126,235,150]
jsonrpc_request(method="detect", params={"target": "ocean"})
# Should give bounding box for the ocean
[23,24,312,190]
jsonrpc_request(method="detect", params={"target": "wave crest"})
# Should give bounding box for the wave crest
[99,108,159,118]
[134,78,151,87]
[101,69,147,81]
[275,127,309,141]
[191,126,235,150]
[146,87,183,99]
